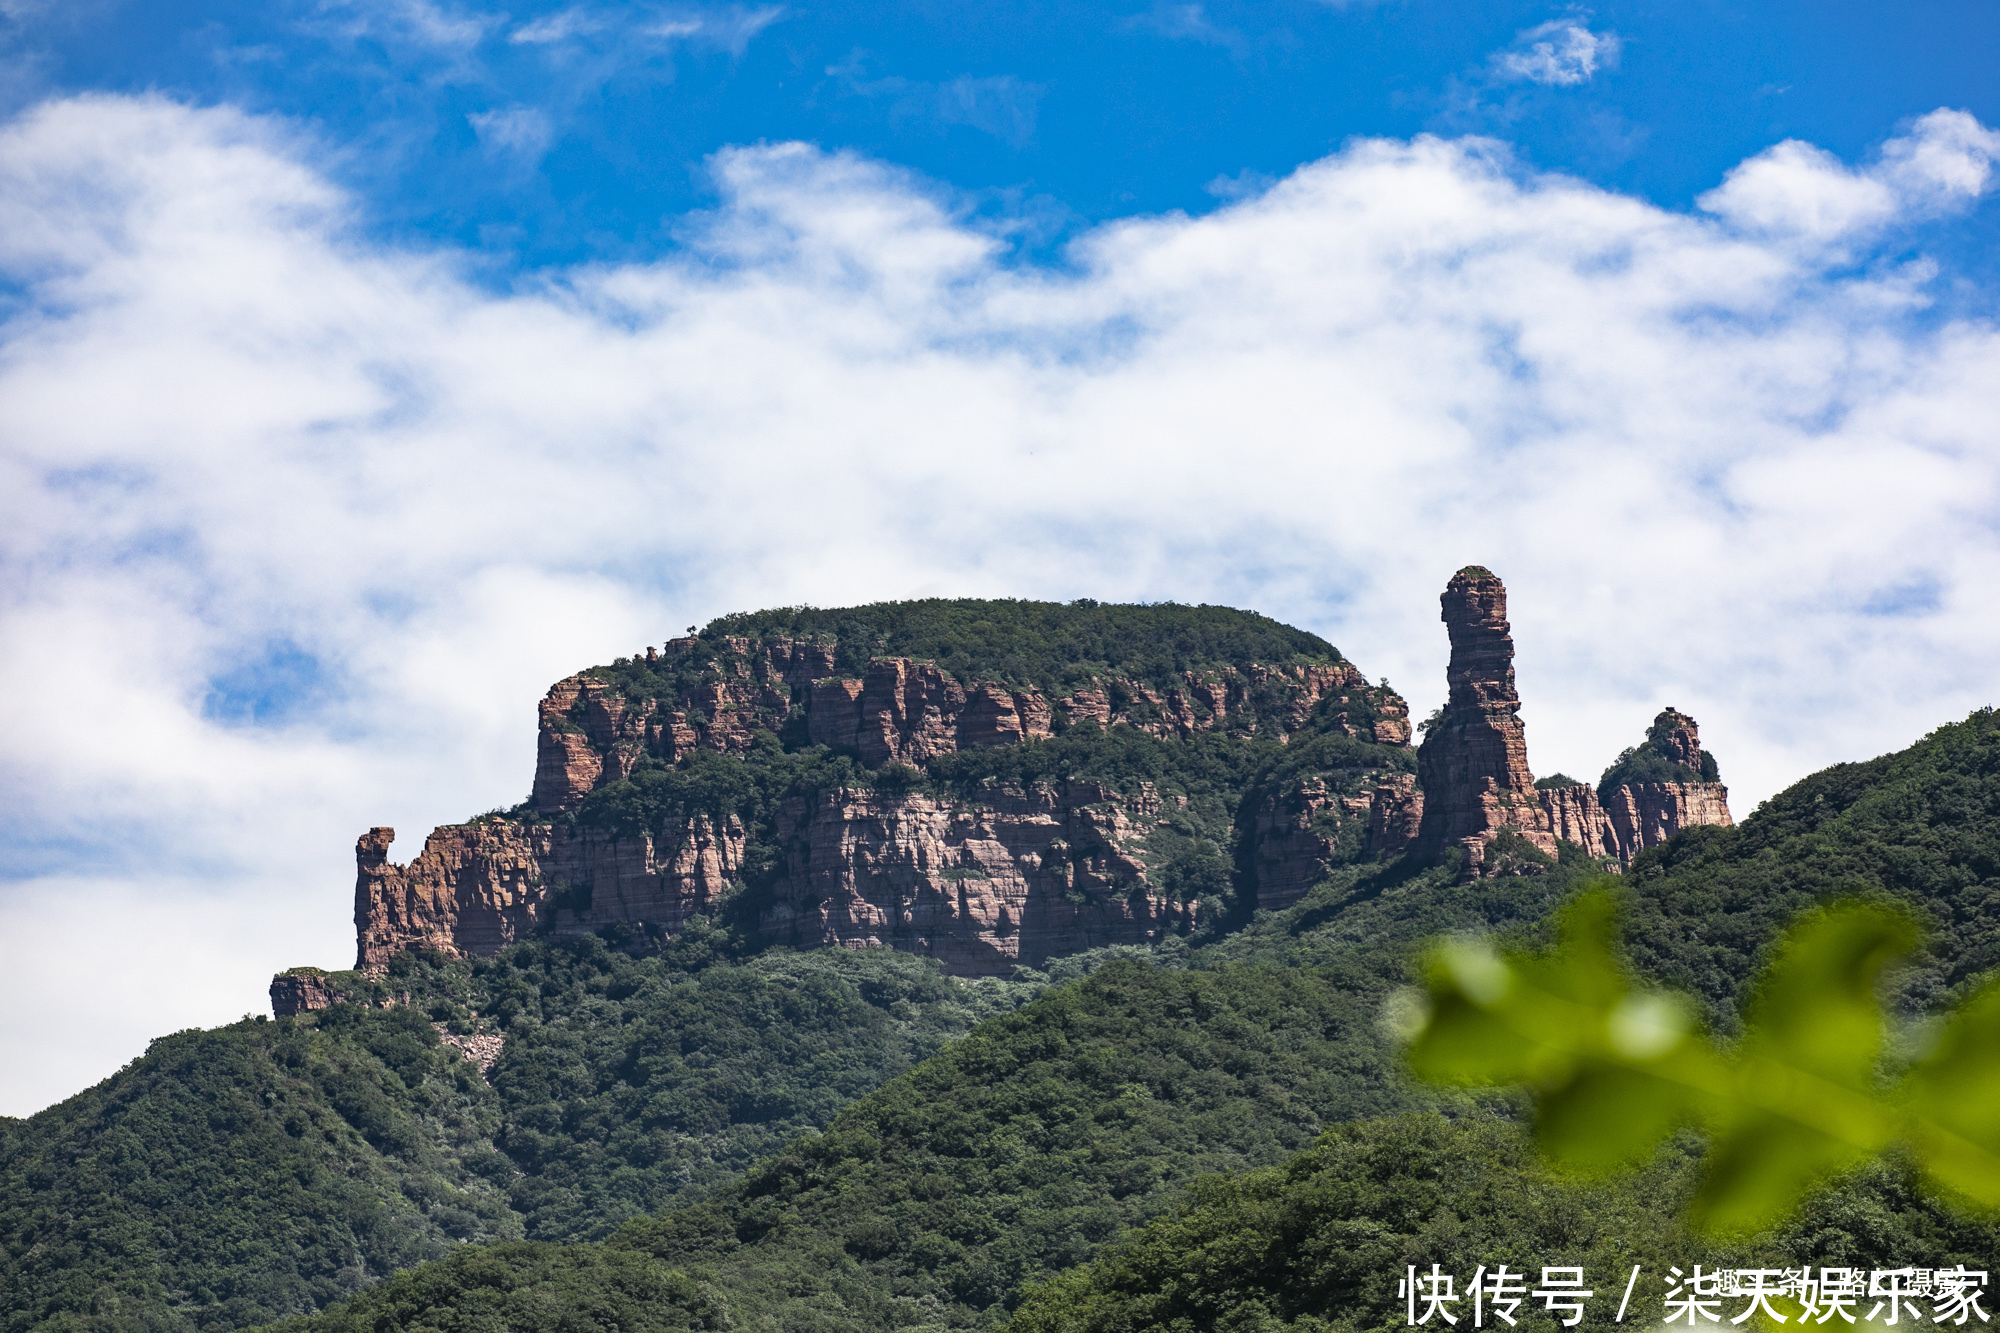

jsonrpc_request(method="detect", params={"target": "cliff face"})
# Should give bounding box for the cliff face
[349,614,1414,977]
[529,640,1410,813]
[329,590,1735,986]
[760,783,1198,974]
[354,815,742,971]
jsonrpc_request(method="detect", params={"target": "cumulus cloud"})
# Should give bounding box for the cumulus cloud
[4,93,2000,1113]
[1490,18,1620,87]
[1701,108,2000,244]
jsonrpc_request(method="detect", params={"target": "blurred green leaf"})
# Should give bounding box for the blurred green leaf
[1404,882,2000,1233]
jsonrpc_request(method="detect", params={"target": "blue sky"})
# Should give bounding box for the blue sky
[7,0,1997,270]
[2,0,2000,1115]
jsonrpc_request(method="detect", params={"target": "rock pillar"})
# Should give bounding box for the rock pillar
[1413,567,1558,872]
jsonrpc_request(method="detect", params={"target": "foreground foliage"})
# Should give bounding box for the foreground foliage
[1410,888,2000,1232]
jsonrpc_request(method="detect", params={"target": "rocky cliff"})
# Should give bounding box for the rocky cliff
[318,591,1737,992]
[344,602,1416,978]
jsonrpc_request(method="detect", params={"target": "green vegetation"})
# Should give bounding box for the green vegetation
[16,593,2000,1333]
[1620,709,2000,1026]
[1006,1115,2000,1333]
[1409,888,2000,1230]
[275,960,1467,1333]
[0,941,1028,1332]
[0,1005,514,1333]
[1595,711,1720,796]
[696,599,1344,695]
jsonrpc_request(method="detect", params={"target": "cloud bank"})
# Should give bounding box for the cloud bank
[2,95,1998,1114]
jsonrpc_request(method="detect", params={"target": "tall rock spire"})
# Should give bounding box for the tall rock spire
[1414,567,1558,872]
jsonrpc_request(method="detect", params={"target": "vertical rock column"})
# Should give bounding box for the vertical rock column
[1413,567,1559,873]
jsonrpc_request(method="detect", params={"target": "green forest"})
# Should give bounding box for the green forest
[8,601,2000,1333]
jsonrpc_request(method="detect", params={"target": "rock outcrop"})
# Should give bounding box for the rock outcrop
[1534,709,1733,861]
[343,622,1414,977]
[269,968,343,1016]
[529,641,1410,814]
[1409,568,1732,876]
[319,590,1736,991]
[1413,568,1560,872]
[355,816,743,971]
[761,783,1198,973]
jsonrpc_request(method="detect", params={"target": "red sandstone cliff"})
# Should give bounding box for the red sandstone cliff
[329,588,1734,987]
[1535,708,1733,864]
[529,641,1409,812]
[349,632,1411,976]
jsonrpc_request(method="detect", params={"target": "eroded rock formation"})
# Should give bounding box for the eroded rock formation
[760,783,1198,973]
[318,587,1736,993]
[345,626,1414,977]
[354,816,742,970]
[1413,568,1560,871]
[269,968,343,1017]
[1533,709,1733,862]
[530,642,1410,812]
[1409,568,1732,875]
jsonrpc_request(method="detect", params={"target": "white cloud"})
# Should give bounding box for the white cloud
[468,104,554,159]
[659,5,785,54]
[509,4,784,52]
[1702,109,2000,244]
[1491,19,1620,87]
[4,93,2000,1113]
[318,0,495,59]
[1122,2,1247,52]
[509,7,608,44]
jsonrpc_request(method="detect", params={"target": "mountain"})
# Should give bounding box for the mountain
[347,598,1416,978]
[263,700,2000,1333]
[9,578,1956,1333]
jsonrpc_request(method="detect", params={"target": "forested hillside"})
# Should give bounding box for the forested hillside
[0,944,1027,1333]
[265,709,2000,1333]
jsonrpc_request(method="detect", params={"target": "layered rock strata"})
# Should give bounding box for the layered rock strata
[1534,708,1733,860]
[355,817,742,970]
[354,784,1200,978]
[1241,771,1426,912]
[347,625,1412,976]
[530,642,1410,812]
[759,783,1198,973]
